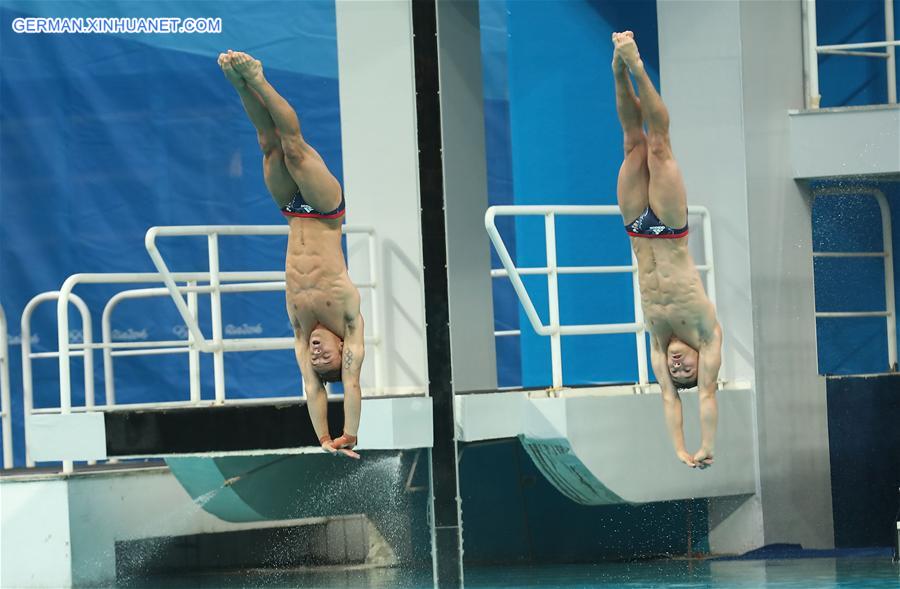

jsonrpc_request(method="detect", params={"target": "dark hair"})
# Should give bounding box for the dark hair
[675,377,698,392]
[317,367,342,384]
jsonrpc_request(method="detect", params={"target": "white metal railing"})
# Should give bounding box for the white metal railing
[486,205,716,390]
[21,225,381,473]
[0,304,12,468]
[21,293,94,468]
[803,0,897,108]
[813,187,897,372]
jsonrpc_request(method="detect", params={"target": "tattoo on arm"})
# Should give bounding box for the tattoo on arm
[343,349,353,371]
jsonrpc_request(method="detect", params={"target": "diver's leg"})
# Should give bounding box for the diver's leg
[219,51,296,207]
[617,33,688,229]
[612,32,650,225]
[231,52,342,213]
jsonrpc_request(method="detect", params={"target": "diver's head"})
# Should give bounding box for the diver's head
[309,326,343,383]
[667,337,698,389]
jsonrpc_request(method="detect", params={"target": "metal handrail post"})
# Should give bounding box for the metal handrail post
[0,304,12,468]
[187,280,201,402]
[81,303,95,414]
[630,252,649,386]
[101,297,116,406]
[887,0,897,103]
[875,189,897,369]
[80,301,96,467]
[545,213,563,389]
[803,0,822,108]
[208,233,226,403]
[698,208,718,307]
[57,279,81,473]
[366,230,383,395]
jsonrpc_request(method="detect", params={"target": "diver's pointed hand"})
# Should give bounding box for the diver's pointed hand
[676,449,697,468]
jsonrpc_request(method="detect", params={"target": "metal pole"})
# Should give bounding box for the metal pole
[101,298,117,406]
[803,0,821,108]
[208,234,225,403]
[0,305,12,468]
[886,0,897,103]
[187,280,201,402]
[366,231,383,395]
[82,304,95,412]
[630,252,649,386]
[874,189,897,369]
[411,0,464,585]
[56,279,85,474]
[700,208,718,307]
[545,213,563,389]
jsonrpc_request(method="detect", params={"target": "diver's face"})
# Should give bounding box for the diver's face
[309,327,343,373]
[667,338,698,386]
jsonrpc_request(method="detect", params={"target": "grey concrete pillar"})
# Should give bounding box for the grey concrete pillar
[439,0,497,393]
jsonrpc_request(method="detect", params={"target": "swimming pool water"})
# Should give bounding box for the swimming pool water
[119,556,899,588]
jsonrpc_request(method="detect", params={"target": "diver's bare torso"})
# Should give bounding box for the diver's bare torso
[284,216,359,339]
[631,236,718,349]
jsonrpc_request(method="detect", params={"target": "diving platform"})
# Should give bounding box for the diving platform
[789,104,900,179]
[26,383,756,506]
[27,395,433,462]
[457,384,757,504]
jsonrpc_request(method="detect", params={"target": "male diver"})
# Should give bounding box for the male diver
[218,50,362,459]
[611,32,722,468]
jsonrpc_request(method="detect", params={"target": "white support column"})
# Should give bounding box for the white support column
[335,0,428,396]
[545,214,563,389]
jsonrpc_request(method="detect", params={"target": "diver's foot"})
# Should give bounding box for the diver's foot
[611,32,628,73]
[230,50,265,87]
[613,31,643,75]
[217,51,245,88]
[693,447,714,468]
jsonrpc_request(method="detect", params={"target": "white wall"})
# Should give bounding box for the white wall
[1,478,72,589]
[67,468,292,586]
[336,0,429,395]
[1,468,339,588]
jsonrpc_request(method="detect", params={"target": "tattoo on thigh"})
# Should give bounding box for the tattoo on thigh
[343,349,353,371]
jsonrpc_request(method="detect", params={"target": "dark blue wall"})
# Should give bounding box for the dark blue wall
[827,374,900,548]
[816,0,900,108]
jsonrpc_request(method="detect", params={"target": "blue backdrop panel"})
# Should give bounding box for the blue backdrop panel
[811,183,900,375]
[0,1,341,466]
[481,0,521,388]
[816,0,900,108]
[505,0,658,387]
